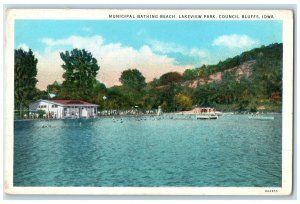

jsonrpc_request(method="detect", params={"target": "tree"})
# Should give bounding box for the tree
[158,72,183,85]
[156,83,182,112]
[14,48,38,113]
[60,49,100,100]
[119,69,146,91]
[198,68,210,81]
[174,93,192,111]
[119,69,147,108]
[252,58,282,99]
[90,80,107,106]
[183,69,197,80]
[192,84,212,107]
[32,88,48,101]
[47,81,61,98]
[105,86,131,110]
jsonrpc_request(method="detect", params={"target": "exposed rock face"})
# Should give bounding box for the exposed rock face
[184,60,256,88]
[234,60,256,81]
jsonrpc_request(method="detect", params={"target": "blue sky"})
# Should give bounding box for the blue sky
[15,20,282,89]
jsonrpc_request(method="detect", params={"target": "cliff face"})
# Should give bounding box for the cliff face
[184,60,256,88]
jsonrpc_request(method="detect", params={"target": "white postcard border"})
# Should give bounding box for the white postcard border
[4,9,294,195]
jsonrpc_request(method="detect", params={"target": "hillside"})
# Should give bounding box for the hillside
[141,43,283,113]
[182,43,283,112]
[184,60,256,88]
[182,43,282,84]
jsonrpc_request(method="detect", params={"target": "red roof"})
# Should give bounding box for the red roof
[49,100,97,106]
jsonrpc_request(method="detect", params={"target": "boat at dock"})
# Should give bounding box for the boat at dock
[196,114,218,120]
[195,107,220,120]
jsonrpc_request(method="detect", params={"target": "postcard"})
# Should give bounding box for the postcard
[4,9,294,195]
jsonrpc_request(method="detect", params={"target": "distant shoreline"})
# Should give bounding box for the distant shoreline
[14,111,282,122]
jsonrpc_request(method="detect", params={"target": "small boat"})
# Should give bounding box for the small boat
[196,114,218,120]
[248,115,274,120]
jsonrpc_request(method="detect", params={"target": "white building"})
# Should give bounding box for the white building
[29,99,99,119]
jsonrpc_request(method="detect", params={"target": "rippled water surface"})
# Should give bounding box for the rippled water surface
[14,114,282,187]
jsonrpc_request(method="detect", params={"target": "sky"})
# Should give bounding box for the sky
[15,20,282,90]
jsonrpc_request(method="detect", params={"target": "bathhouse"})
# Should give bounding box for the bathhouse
[29,99,99,119]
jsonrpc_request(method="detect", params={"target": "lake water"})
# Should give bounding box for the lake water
[14,114,282,187]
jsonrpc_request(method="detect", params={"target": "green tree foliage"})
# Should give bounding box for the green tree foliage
[189,43,282,112]
[119,69,146,91]
[174,93,193,111]
[158,72,183,86]
[251,53,282,98]
[105,86,131,110]
[47,81,61,98]
[14,48,38,111]
[60,49,100,100]
[160,83,182,112]
[32,88,48,101]
[183,65,210,82]
[192,76,256,111]
[150,72,184,112]
[89,80,107,107]
[192,84,213,107]
[118,69,147,108]
[198,68,211,81]
[183,69,198,80]
[37,109,46,118]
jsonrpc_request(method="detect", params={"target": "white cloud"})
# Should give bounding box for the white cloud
[147,40,207,58]
[17,43,30,51]
[41,35,104,49]
[189,48,207,58]
[34,50,65,90]
[35,35,195,90]
[212,34,259,48]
